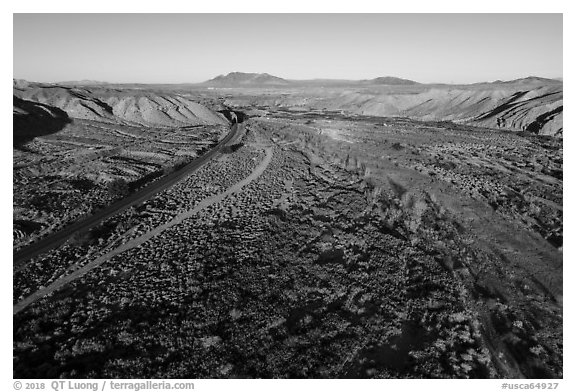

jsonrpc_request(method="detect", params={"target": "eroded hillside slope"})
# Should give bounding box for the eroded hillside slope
[13,81,229,129]
[13,81,231,251]
[224,82,563,137]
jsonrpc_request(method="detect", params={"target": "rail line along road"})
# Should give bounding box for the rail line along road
[13,142,273,315]
[13,118,243,268]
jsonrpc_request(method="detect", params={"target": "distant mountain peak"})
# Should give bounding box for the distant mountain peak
[205,72,290,86]
[494,76,562,85]
[366,76,419,85]
[57,80,110,86]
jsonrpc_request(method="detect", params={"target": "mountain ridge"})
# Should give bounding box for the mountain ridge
[204,72,291,86]
[365,76,420,85]
[15,74,563,88]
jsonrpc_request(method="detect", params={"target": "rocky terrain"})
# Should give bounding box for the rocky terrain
[214,74,563,137]
[13,82,230,250]
[14,81,228,129]
[13,79,562,379]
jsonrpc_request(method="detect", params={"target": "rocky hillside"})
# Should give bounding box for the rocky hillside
[13,96,71,146]
[347,84,562,137]
[13,81,229,129]
[226,80,563,137]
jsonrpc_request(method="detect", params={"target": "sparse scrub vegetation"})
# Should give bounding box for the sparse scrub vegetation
[13,87,562,379]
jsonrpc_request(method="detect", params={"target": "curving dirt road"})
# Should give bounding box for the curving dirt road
[14,144,274,315]
[13,123,241,269]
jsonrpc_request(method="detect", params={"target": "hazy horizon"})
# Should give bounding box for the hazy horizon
[12,71,565,85]
[14,14,563,84]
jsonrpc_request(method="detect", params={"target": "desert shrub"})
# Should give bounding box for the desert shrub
[388,178,407,198]
[68,177,95,191]
[221,143,244,154]
[162,156,191,175]
[67,230,93,247]
[29,192,62,211]
[401,194,428,233]
[106,178,129,199]
[363,176,378,190]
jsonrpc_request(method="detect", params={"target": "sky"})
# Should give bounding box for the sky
[13,13,563,84]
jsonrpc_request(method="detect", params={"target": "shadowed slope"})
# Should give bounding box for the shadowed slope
[13,96,71,148]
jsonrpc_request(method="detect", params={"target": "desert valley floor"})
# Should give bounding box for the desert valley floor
[13,75,563,378]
